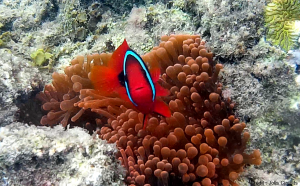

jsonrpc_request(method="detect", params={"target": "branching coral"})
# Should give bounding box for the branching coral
[37,34,261,185]
[265,0,300,51]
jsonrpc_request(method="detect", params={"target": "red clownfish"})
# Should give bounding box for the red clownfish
[90,39,171,129]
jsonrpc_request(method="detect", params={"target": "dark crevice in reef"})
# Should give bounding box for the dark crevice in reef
[250,72,262,82]
[216,56,239,65]
[0,20,13,33]
[15,86,101,134]
[14,82,45,126]
[40,0,59,23]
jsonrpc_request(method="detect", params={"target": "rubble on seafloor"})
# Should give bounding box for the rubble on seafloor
[0,123,125,186]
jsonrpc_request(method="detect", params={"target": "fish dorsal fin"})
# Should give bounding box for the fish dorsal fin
[90,39,129,96]
[108,39,130,73]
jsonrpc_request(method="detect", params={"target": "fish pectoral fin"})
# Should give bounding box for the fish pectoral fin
[143,114,149,130]
[109,39,129,72]
[155,83,170,97]
[150,66,161,83]
[116,87,131,103]
[153,99,171,118]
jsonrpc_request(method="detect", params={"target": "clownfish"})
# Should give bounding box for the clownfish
[90,39,171,129]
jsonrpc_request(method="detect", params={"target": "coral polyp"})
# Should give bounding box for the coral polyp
[264,0,300,51]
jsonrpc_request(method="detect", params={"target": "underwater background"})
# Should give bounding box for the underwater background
[0,0,300,185]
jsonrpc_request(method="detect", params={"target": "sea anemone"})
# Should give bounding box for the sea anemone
[37,34,261,185]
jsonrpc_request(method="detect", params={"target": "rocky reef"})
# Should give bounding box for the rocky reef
[0,0,300,185]
[0,123,125,185]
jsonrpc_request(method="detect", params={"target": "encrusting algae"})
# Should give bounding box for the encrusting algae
[37,34,261,186]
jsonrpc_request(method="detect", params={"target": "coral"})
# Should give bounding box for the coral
[196,0,266,59]
[0,0,58,32]
[265,0,300,51]
[235,115,300,185]
[30,48,53,67]
[220,54,297,119]
[93,0,150,14]
[218,35,300,184]
[87,2,195,55]
[0,0,299,184]
[0,31,11,47]
[0,49,42,127]
[0,122,125,186]
[0,0,196,76]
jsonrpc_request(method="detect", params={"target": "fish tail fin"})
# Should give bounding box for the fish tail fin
[90,65,121,95]
[143,114,149,130]
[153,99,171,118]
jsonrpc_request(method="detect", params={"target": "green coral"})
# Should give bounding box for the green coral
[76,11,88,23]
[0,31,11,47]
[265,0,300,51]
[30,49,53,67]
